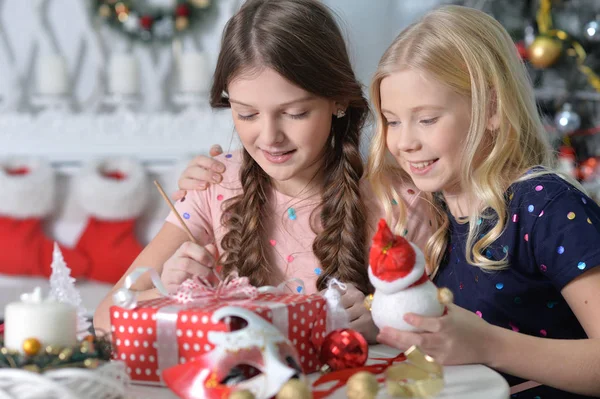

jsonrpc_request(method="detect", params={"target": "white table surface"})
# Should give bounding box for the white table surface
[0,277,509,398]
[125,345,509,399]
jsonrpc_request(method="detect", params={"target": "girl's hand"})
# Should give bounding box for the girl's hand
[171,145,226,201]
[376,304,495,365]
[161,242,218,292]
[341,284,379,344]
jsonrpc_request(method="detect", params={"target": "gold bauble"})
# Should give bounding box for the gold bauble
[363,294,373,311]
[22,338,41,356]
[229,390,256,399]
[58,348,73,361]
[98,4,111,18]
[175,16,189,31]
[45,345,61,355]
[84,358,101,369]
[527,36,562,69]
[80,340,95,354]
[347,371,379,399]
[437,287,454,305]
[190,0,211,7]
[276,379,313,399]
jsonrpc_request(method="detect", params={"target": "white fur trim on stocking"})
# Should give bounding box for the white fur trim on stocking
[0,158,55,218]
[368,242,426,295]
[75,158,150,220]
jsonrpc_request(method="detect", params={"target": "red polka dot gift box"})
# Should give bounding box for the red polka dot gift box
[110,290,327,385]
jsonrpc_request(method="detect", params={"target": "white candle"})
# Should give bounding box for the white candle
[109,53,139,95]
[4,287,77,353]
[36,54,69,95]
[179,52,210,93]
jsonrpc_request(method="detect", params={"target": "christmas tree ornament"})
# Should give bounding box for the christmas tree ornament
[49,243,91,339]
[22,338,41,356]
[527,35,562,68]
[190,0,210,7]
[347,371,379,399]
[229,390,256,399]
[368,219,445,332]
[578,157,599,182]
[162,307,304,399]
[385,346,444,398]
[557,145,577,178]
[276,379,313,399]
[319,329,368,372]
[98,4,111,17]
[515,41,528,60]
[583,17,600,43]
[554,103,581,135]
[176,16,190,31]
[437,287,454,306]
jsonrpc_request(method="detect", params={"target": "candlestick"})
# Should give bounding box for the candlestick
[179,52,209,93]
[4,287,77,353]
[108,53,139,95]
[36,54,69,96]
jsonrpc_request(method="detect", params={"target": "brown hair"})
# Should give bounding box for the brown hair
[211,0,370,293]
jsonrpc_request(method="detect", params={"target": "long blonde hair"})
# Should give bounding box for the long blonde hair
[367,5,555,276]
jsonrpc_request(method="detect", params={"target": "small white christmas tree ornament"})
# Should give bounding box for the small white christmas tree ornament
[49,242,91,339]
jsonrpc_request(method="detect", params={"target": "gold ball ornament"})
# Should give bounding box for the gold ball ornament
[347,371,379,399]
[58,347,73,361]
[363,294,373,311]
[527,36,562,68]
[175,16,189,31]
[437,287,454,306]
[229,390,256,399]
[45,345,61,356]
[276,379,313,399]
[84,358,101,369]
[22,338,42,356]
[190,0,211,7]
[80,340,95,354]
[98,4,111,18]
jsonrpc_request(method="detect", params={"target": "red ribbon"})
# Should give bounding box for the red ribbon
[172,272,259,304]
[312,352,407,398]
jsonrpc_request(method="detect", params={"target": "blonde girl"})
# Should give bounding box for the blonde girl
[370,5,600,398]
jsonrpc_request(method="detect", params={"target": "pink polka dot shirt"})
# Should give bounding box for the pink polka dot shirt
[166,151,433,294]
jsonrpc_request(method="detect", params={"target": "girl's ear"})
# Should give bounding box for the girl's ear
[332,101,348,117]
[486,90,500,131]
[487,112,500,131]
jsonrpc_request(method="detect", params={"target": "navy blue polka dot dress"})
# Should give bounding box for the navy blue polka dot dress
[433,173,600,399]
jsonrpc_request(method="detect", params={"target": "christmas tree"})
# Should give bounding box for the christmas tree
[49,242,91,339]
[448,0,600,201]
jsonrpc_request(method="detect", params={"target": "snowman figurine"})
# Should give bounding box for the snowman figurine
[368,219,452,332]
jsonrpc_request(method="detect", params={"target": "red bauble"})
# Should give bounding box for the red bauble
[176,4,191,17]
[140,15,153,30]
[515,41,528,60]
[319,329,368,371]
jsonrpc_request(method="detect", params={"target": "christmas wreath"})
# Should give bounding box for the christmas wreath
[95,0,212,43]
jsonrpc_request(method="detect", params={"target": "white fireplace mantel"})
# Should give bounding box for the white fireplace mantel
[0,108,237,174]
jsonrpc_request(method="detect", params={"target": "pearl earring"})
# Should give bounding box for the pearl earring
[336,109,346,118]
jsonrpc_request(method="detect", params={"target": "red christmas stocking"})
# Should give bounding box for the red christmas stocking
[0,159,89,277]
[74,158,150,284]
